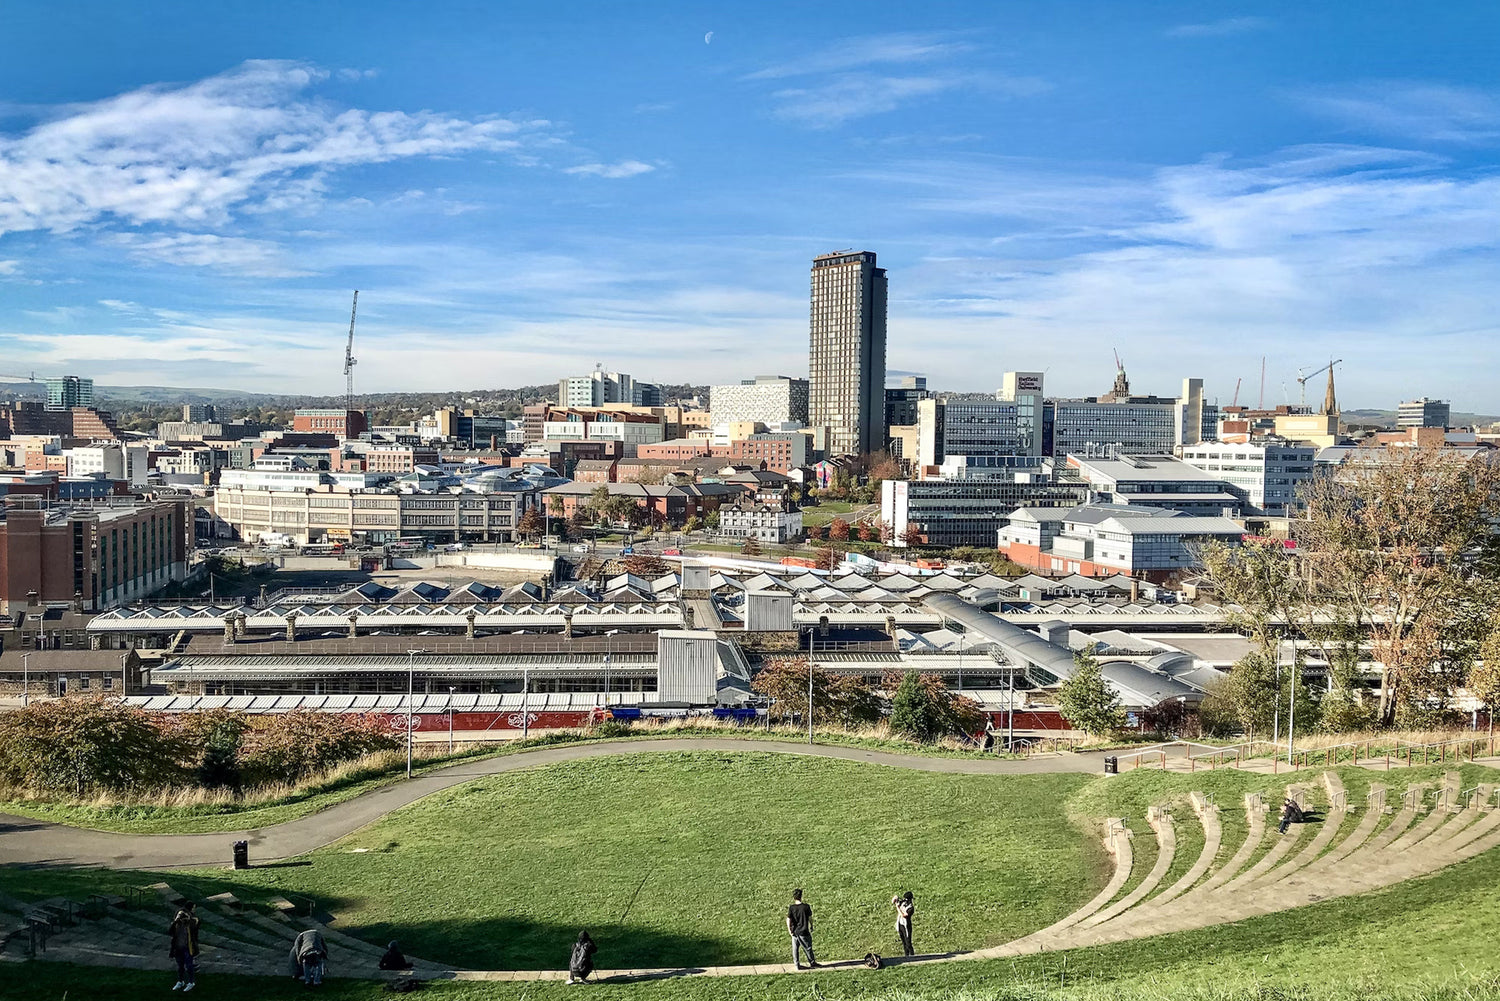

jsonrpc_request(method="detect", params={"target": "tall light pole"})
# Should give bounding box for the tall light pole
[448,686,456,753]
[1006,667,1015,752]
[604,629,620,707]
[521,662,530,739]
[21,652,29,708]
[807,656,814,746]
[405,649,417,778]
[1287,660,1298,766]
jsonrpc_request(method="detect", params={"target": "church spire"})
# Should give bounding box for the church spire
[1322,363,1338,416]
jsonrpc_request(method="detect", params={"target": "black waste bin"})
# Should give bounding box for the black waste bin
[232,840,249,870]
[1104,756,1119,775]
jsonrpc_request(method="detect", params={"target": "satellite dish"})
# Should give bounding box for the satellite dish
[704,30,714,44]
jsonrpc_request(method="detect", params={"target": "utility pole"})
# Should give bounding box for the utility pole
[1272,660,1281,747]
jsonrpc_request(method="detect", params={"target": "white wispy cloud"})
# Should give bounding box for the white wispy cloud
[564,160,656,179]
[109,233,314,278]
[1294,81,1500,145]
[746,32,975,80]
[1167,17,1269,38]
[0,60,553,238]
[0,259,20,274]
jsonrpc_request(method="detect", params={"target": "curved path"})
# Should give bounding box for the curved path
[0,738,1109,869]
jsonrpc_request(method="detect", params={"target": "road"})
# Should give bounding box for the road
[0,738,1110,870]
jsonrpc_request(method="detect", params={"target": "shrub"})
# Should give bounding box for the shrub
[0,697,186,797]
[886,671,983,743]
[239,711,400,786]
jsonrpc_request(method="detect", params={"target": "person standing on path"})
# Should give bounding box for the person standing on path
[290,928,329,986]
[786,889,816,969]
[892,891,915,956]
[168,900,200,992]
[566,930,597,985]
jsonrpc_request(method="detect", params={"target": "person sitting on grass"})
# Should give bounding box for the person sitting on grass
[378,940,409,971]
[168,900,200,993]
[566,930,597,985]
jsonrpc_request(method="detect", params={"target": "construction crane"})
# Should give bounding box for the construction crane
[0,372,38,383]
[1296,358,1343,407]
[1231,378,1242,408]
[344,291,358,414]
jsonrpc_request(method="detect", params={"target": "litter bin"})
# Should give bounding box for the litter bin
[232,840,249,870]
[1104,756,1118,775]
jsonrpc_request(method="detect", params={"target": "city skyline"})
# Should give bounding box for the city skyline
[1,3,1499,409]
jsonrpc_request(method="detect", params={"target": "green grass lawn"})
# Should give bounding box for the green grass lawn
[7,758,1500,1001]
[0,730,1023,835]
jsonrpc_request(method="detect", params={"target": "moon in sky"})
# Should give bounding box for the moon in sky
[704,31,713,44]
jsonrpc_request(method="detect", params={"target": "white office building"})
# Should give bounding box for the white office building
[709,376,809,427]
[1177,440,1317,517]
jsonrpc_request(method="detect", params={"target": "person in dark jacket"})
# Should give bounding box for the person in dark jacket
[566,930,598,985]
[290,928,329,986]
[378,940,409,971]
[892,891,916,956]
[168,901,200,992]
[1279,797,1301,834]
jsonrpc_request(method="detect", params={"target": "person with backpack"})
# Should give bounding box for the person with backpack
[566,930,598,985]
[378,940,409,971]
[786,889,816,969]
[168,901,200,992]
[892,891,916,956]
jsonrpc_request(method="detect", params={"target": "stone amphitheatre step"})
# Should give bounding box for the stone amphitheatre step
[1252,798,1349,890]
[1139,794,1221,910]
[1294,785,1385,875]
[1220,811,1306,891]
[261,910,452,976]
[999,819,1133,952]
[1187,793,1267,896]
[1085,810,1175,927]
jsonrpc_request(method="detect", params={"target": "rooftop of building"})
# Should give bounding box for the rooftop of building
[1067,453,1230,483]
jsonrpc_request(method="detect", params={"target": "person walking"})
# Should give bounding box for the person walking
[168,901,200,992]
[290,928,329,987]
[786,889,816,969]
[892,891,915,957]
[566,930,597,985]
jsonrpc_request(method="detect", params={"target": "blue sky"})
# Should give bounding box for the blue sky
[1,2,1498,410]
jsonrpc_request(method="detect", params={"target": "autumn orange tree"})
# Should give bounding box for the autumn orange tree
[751,656,882,728]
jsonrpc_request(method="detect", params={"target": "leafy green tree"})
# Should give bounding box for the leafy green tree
[1055,650,1126,739]
[886,671,982,742]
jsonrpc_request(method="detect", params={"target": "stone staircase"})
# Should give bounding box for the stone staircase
[0,882,451,981]
[969,770,1500,959]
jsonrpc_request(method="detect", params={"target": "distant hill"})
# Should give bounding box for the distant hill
[1344,408,1499,428]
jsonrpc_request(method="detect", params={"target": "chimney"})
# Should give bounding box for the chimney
[223,615,236,644]
[285,612,298,643]
[563,610,573,638]
[1130,577,1140,602]
[885,614,899,652]
[490,435,499,451]
[466,609,477,639]
[347,611,359,639]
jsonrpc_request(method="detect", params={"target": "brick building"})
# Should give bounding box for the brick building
[292,409,368,438]
[0,496,192,613]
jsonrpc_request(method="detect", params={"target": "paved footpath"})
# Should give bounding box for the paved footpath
[0,738,1111,870]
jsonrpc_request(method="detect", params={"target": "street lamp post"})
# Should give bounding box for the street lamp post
[807,656,814,746]
[603,629,620,707]
[1006,668,1015,752]
[521,662,530,739]
[405,650,417,779]
[448,686,456,753]
[1287,662,1298,766]
[21,651,29,708]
